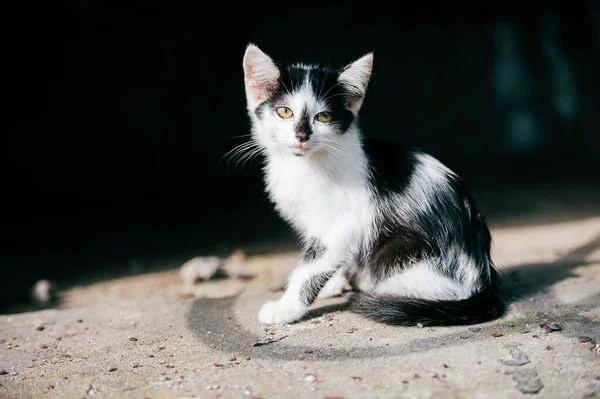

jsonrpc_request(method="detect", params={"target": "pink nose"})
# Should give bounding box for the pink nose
[295,131,309,142]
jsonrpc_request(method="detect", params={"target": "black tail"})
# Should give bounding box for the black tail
[350,279,505,326]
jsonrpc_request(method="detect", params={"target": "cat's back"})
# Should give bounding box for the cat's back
[361,138,421,193]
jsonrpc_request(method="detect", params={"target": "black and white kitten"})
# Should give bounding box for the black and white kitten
[242,44,503,326]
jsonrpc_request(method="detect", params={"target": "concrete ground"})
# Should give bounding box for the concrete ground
[1,217,600,399]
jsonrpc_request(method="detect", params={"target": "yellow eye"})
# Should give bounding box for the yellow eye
[315,112,331,123]
[276,106,293,119]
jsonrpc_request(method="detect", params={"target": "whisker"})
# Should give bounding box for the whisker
[320,81,344,102]
[317,56,332,100]
[216,140,260,171]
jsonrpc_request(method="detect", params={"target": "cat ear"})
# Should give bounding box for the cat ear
[243,44,280,107]
[338,52,374,112]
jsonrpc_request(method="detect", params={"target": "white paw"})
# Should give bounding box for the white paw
[258,300,306,325]
[317,271,349,299]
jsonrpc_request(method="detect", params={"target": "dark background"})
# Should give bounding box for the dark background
[3,1,600,312]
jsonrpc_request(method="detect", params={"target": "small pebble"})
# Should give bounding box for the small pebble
[539,322,561,333]
[578,336,593,343]
[206,384,220,390]
[31,280,57,304]
[428,372,438,378]
[108,367,117,372]
[513,368,544,394]
[351,376,362,381]
[87,385,99,395]
[229,357,237,361]
[165,364,175,368]
[304,350,314,354]
[304,373,317,383]
[36,326,45,331]
[492,333,503,337]
[0,370,7,375]
[179,256,223,284]
[546,346,553,350]
[416,323,424,328]
[468,327,481,332]
[243,388,252,396]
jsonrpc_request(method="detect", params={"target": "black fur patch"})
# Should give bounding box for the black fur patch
[302,237,326,263]
[361,139,493,283]
[299,270,337,307]
[350,268,505,326]
[294,106,312,142]
[256,63,355,133]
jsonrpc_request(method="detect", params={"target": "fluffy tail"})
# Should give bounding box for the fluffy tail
[350,276,504,326]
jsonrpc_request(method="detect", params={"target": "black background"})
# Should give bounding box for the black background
[3,1,599,312]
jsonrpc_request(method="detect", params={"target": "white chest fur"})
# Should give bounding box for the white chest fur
[264,151,373,242]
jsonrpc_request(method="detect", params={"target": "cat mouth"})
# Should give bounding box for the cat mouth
[291,144,310,157]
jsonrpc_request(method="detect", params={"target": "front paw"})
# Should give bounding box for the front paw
[258,300,306,325]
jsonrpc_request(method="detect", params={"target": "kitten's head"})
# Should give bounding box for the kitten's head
[242,44,373,158]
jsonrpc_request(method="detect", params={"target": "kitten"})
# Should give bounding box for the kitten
[241,44,504,326]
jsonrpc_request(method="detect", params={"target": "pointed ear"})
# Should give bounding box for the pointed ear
[338,52,374,113]
[243,44,280,108]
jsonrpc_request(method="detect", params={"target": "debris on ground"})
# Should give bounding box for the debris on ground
[578,336,593,343]
[492,333,504,337]
[253,335,288,347]
[539,322,561,333]
[179,256,223,285]
[469,327,481,332]
[512,368,544,394]
[31,279,57,305]
[87,384,100,395]
[501,345,531,366]
[304,373,318,383]
[592,344,600,355]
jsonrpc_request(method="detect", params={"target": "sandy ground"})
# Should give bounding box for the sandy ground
[1,217,600,399]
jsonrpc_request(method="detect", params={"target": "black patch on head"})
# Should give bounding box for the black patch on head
[299,269,338,307]
[253,62,356,133]
[360,139,495,287]
[302,237,326,263]
[307,67,355,133]
[254,101,269,119]
[294,106,312,142]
